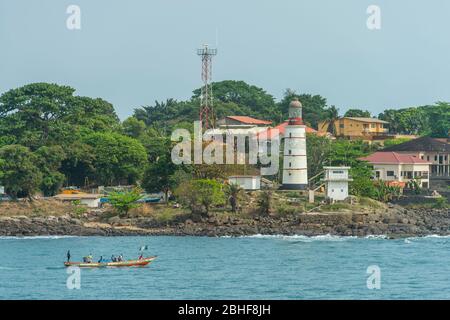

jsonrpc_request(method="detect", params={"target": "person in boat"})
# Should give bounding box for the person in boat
[83,254,93,263]
[67,250,71,263]
[111,255,116,262]
[118,254,123,262]
[98,256,103,263]
[138,254,144,260]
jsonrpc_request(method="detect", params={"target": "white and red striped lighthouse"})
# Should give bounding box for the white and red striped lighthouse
[281,98,308,189]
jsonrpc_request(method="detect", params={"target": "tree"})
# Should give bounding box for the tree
[306,134,332,178]
[142,151,177,204]
[324,105,340,136]
[257,190,272,216]
[428,102,450,138]
[193,80,280,122]
[0,83,120,150]
[108,188,143,217]
[122,116,147,139]
[174,179,225,215]
[344,109,371,118]
[225,183,244,213]
[83,132,147,185]
[0,145,42,198]
[35,145,66,196]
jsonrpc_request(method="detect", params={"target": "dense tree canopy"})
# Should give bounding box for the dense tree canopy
[0,81,448,199]
[344,109,371,118]
[0,83,120,150]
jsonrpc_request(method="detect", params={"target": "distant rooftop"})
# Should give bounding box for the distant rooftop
[382,136,450,153]
[225,116,272,125]
[359,152,431,164]
[344,117,389,124]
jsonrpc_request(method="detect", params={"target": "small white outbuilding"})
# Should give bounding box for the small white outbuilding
[228,175,261,190]
[323,167,353,201]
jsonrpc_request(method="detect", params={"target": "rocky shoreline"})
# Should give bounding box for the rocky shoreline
[1,206,449,238]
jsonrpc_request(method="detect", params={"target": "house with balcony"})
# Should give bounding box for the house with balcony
[318,117,390,142]
[382,136,450,180]
[359,151,432,188]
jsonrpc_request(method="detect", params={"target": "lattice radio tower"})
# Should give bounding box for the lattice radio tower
[197,44,217,129]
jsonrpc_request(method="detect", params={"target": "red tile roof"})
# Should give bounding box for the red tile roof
[226,116,272,125]
[359,152,432,164]
[258,121,318,139]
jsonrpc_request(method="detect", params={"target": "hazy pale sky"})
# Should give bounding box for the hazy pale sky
[1,0,449,119]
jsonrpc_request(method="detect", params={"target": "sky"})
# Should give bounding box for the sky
[0,0,449,119]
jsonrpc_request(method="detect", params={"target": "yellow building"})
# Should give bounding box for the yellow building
[318,117,389,141]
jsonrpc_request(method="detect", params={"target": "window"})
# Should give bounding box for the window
[288,150,292,155]
[332,170,344,174]
[289,162,292,168]
[339,124,344,128]
[387,171,395,177]
[371,124,376,128]
[289,133,292,138]
[375,171,380,178]
[435,155,438,161]
[427,156,430,161]
[421,156,424,160]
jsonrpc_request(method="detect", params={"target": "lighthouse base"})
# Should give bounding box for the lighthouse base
[279,183,308,190]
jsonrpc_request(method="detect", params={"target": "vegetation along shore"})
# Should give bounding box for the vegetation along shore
[0,82,449,238]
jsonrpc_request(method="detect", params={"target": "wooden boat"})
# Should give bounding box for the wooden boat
[64,256,157,268]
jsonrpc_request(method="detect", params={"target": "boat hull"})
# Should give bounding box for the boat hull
[64,256,157,268]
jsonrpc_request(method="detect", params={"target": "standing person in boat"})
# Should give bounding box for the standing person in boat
[98,256,103,263]
[111,255,116,262]
[66,250,71,263]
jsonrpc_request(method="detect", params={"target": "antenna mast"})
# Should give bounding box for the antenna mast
[197,44,217,129]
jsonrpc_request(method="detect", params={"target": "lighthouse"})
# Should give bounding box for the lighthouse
[281,98,308,189]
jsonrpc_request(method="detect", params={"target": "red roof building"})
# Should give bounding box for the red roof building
[359,152,432,188]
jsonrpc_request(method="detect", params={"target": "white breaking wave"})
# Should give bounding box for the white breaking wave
[0,235,78,240]
[235,234,357,242]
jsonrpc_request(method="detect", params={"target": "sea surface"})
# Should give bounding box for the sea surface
[0,235,449,299]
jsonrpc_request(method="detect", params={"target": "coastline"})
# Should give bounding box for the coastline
[1,207,449,238]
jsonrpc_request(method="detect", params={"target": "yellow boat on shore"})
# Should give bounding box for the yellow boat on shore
[64,256,157,268]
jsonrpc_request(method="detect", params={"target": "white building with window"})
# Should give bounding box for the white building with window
[323,167,353,201]
[359,152,432,188]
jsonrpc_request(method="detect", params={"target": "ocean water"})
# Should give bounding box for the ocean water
[0,235,449,299]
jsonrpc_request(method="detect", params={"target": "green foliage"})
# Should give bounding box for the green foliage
[383,137,412,148]
[344,109,371,118]
[378,102,449,138]
[35,145,66,196]
[142,144,178,202]
[373,181,401,203]
[225,183,244,213]
[174,179,226,215]
[306,134,332,178]
[257,190,273,216]
[349,164,376,198]
[433,197,448,209]
[406,178,422,195]
[0,145,42,198]
[83,132,147,185]
[0,83,120,150]
[108,188,143,216]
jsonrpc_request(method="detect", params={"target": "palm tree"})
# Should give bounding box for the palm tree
[226,183,244,213]
[325,105,340,136]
